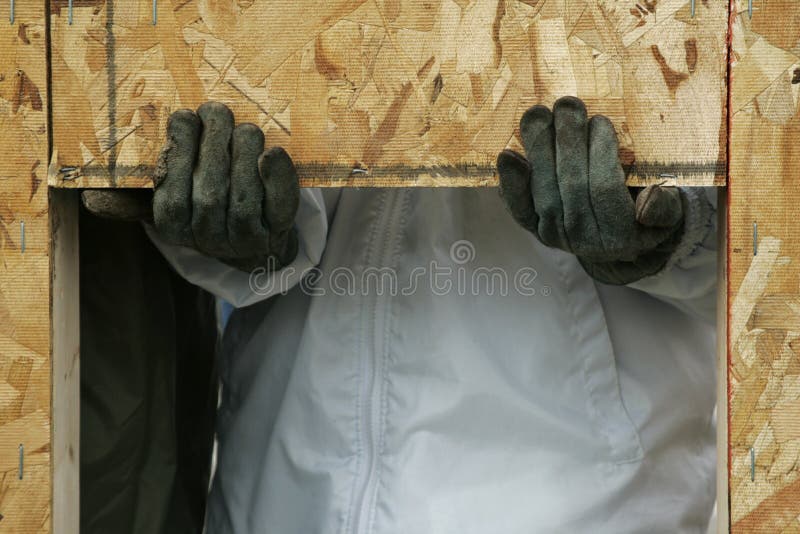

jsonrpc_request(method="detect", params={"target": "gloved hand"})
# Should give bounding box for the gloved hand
[83,102,300,273]
[497,96,685,286]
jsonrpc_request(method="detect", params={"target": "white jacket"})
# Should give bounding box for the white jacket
[150,187,717,534]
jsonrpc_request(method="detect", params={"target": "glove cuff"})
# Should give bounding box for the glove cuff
[660,187,716,274]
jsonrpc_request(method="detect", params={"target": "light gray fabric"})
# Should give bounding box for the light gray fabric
[150,187,717,534]
[145,187,328,308]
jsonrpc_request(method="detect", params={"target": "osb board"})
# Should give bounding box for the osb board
[49,0,728,188]
[728,0,800,531]
[0,1,53,533]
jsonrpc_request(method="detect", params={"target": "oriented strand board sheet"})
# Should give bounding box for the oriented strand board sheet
[728,0,800,531]
[49,0,728,188]
[0,2,53,532]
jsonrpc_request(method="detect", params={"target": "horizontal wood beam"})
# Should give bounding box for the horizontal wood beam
[48,0,729,188]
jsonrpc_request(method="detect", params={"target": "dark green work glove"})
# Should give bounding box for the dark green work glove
[497,96,686,286]
[153,102,299,272]
[83,102,300,273]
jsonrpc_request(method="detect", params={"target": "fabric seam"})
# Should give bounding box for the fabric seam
[560,252,644,464]
[343,189,388,534]
[367,189,411,534]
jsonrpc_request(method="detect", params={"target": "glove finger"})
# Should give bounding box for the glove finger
[228,123,269,257]
[192,101,235,258]
[497,149,539,238]
[519,105,569,250]
[553,96,601,257]
[82,190,154,223]
[588,115,635,253]
[259,147,300,264]
[153,109,201,247]
[630,191,686,262]
[635,185,683,228]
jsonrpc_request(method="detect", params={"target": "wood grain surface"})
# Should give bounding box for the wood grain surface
[48,0,729,188]
[22,0,800,531]
[728,0,800,531]
[0,1,53,532]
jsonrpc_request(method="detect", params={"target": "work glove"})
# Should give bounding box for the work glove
[82,102,300,273]
[497,96,686,286]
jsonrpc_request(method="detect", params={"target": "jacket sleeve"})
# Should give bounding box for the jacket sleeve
[626,187,718,324]
[145,188,331,308]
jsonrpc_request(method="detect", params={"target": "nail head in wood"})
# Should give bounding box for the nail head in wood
[753,222,758,256]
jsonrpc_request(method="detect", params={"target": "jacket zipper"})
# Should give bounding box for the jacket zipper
[349,190,404,534]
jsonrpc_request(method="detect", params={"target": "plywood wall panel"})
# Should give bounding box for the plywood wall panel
[49,0,729,188]
[0,2,52,532]
[728,0,800,531]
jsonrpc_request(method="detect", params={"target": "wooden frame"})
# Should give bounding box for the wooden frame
[46,0,729,188]
[727,0,800,530]
[0,2,79,533]
[1,0,800,532]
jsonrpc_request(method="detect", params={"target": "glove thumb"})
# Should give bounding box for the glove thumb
[497,149,539,236]
[81,190,154,223]
[635,185,683,228]
[258,147,299,234]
